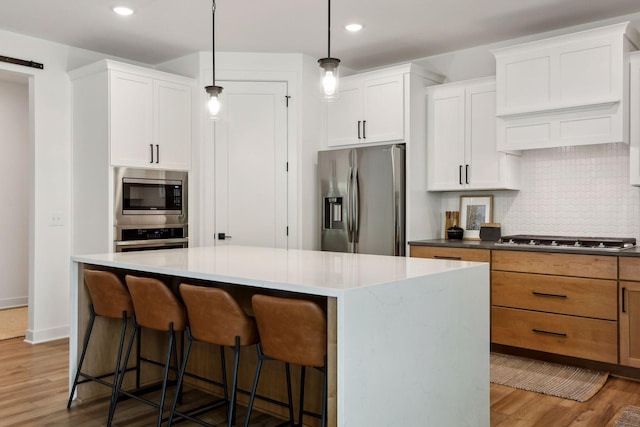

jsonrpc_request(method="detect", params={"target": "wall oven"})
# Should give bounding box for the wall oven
[114,167,188,252]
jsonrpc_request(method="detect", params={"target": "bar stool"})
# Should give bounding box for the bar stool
[68,269,136,420]
[108,275,188,427]
[168,284,259,427]
[244,294,327,427]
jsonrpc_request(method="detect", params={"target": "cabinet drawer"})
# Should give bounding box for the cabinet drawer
[620,257,640,281]
[491,307,617,364]
[492,271,617,320]
[492,250,616,279]
[410,246,490,262]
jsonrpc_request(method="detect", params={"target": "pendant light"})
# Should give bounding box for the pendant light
[205,0,223,119]
[318,0,340,101]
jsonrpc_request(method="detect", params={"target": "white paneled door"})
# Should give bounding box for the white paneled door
[214,81,288,248]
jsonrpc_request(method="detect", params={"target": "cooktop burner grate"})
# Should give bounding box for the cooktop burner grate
[496,235,636,251]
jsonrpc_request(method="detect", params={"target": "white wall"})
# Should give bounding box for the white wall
[0,76,29,308]
[0,29,152,343]
[158,51,323,250]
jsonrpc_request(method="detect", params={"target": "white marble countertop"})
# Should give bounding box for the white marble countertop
[72,245,484,297]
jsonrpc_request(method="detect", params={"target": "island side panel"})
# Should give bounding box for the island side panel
[337,263,490,427]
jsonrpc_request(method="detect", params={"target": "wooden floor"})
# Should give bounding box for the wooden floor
[2,337,640,426]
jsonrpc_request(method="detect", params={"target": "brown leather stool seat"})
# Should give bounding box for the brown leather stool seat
[67,270,136,423]
[168,284,259,427]
[244,294,327,427]
[108,275,187,427]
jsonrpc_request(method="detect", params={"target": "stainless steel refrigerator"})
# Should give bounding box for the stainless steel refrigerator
[319,144,405,256]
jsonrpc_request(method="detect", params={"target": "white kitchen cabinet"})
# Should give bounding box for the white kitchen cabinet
[427,77,520,191]
[109,69,192,170]
[629,52,640,186]
[326,67,407,146]
[492,22,636,151]
[70,60,193,171]
[69,60,194,255]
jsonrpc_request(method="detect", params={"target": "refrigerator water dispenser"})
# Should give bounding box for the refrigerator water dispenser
[324,197,343,229]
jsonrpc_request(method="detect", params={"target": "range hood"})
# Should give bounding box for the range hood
[492,22,638,151]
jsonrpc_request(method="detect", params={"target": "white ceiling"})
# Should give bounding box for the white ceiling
[1,0,640,71]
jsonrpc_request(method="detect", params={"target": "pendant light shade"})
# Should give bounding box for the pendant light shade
[206,0,223,119]
[318,0,340,101]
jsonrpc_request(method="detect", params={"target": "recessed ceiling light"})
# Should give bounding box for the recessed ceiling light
[345,23,363,32]
[113,6,134,16]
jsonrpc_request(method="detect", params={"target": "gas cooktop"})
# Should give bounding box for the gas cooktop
[495,235,636,251]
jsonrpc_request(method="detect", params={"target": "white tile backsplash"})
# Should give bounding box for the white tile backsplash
[440,143,640,240]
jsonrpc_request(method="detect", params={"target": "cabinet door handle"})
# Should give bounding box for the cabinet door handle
[622,287,627,313]
[532,291,567,299]
[465,164,470,184]
[150,144,154,163]
[434,255,462,260]
[532,329,567,338]
[459,165,463,185]
[357,121,361,139]
[156,144,159,164]
[362,120,366,139]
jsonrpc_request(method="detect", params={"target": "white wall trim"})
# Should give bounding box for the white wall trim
[24,325,69,344]
[0,297,28,310]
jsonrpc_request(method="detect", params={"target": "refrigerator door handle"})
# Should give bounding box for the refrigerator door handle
[346,166,354,242]
[391,147,399,255]
[353,169,360,243]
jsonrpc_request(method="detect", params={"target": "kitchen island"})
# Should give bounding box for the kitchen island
[70,246,489,426]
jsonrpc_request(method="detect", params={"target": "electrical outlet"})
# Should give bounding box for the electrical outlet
[48,212,64,227]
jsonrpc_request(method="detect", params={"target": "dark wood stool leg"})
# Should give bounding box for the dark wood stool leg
[168,327,194,426]
[321,364,327,427]
[108,315,140,427]
[285,363,295,425]
[298,366,306,427]
[157,323,176,427]
[227,336,241,427]
[243,343,265,427]
[67,305,96,408]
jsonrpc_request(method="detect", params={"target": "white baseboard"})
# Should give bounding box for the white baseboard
[0,297,28,310]
[24,325,69,344]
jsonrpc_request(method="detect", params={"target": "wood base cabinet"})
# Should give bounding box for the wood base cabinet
[492,306,617,364]
[619,258,640,367]
[409,245,490,262]
[491,250,618,364]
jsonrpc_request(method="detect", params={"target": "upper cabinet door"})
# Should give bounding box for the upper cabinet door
[327,78,362,147]
[466,82,507,190]
[427,86,465,190]
[110,71,154,167]
[427,77,520,191]
[362,74,404,144]
[327,70,406,147]
[154,79,192,171]
[109,70,192,170]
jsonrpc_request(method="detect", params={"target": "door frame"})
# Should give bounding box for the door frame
[0,66,35,339]
[197,69,299,249]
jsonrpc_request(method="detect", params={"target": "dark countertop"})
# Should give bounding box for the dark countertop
[409,239,640,257]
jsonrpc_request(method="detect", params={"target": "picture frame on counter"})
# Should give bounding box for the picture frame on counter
[459,195,493,239]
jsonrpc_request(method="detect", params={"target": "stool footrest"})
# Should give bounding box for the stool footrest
[170,398,228,427]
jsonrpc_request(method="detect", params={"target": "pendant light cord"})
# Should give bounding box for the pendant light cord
[212,0,216,85]
[327,0,331,58]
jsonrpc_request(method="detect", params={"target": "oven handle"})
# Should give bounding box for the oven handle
[114,237,189,249]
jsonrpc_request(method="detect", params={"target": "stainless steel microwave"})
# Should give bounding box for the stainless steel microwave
[114,167,188,230]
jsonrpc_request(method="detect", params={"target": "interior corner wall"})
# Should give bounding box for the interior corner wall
[0,78,29,309]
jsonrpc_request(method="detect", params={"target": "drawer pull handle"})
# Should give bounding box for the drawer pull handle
[532,291,567,299]
[434,255,462,260]
[532,328,567,338]
[622,287,627,313]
